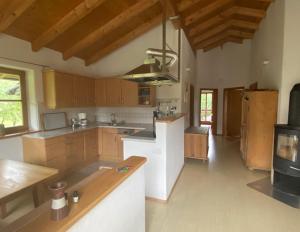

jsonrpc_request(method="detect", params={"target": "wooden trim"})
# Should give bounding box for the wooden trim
[227,36,243,44]
[203,39,226,52]
[32,0,107,51]
[0,66,28,134]
[85,14,161,65]
[195,32,228,49]
[227,30,254,39]
[64,0,159,60]
[0,130,41,140]
[0,0,35,32]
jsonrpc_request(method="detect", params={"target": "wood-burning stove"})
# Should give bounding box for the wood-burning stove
[273,84,300,206]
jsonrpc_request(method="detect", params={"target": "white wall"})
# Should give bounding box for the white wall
[69,165,145,232]
[196,41,252,134]
[249,0,285,123]
[279,0,300,124]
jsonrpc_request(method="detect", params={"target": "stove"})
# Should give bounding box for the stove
[273,84,300,207]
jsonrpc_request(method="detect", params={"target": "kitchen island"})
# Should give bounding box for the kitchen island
[123,114,185,201]
[3,156,146,232]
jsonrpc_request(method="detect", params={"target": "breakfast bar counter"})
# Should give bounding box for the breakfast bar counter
[4,156,146,232]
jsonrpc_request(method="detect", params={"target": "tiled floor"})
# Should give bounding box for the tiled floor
[146,136,300,232]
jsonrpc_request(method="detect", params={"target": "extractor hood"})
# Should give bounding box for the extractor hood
[122,48,179,86]
[121,11,180,86]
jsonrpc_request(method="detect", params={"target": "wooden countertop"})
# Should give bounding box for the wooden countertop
[156,113,185,123]
[0,160,58,202]
[7,156,146,232]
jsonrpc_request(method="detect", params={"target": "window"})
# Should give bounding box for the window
[200,90,213,123]
[0,67,28,134]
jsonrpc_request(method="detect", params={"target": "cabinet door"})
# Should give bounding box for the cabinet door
[95,79,107,106]
[184,133,193,157]
[121,80,138,106]
[116,134,124,161]
[65,133,84,170]
[106,79,121,106]
[74,76,89,107]
[101,128,119,161]
[87,78,95,106]
[84,129,98,162]
[55,72,74,108]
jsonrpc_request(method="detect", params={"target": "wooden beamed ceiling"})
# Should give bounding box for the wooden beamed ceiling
[0,0,272,66]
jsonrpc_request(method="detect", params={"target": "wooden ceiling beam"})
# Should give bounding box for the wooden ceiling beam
[195,32,228,49]
[0,0,35,32]
[177,0,202,12]
[226,36,243,44]
[227,29,254,39]
[203,39,226,52]
[85,15,162,66]
[235,6,266,18]
[32,0,107,51]
[188,7,235,37]
[231,19,259,30]
[160,0,181,29]
[192,21,231,44]
[184,0,233,26]
[63,0,159,60]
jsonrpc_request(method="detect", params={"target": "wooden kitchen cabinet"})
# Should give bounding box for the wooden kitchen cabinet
[138,85,156,106]
[95,78,106,106]
[84,128,99,163]
[106,79,122,106]
[43,69,95,109]
[100,128,124,162]
[43,69,75,109]
[23,129,98,175]
[240,90,278,171]
[121,80,138,106]
[184,127,209,160]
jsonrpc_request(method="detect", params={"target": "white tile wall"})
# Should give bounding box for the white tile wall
[95,107,155,124]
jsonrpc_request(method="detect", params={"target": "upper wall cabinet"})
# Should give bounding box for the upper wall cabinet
[43,69,95,109]
[95,78,139,107]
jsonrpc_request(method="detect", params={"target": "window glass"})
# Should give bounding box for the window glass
[0,67,27,133]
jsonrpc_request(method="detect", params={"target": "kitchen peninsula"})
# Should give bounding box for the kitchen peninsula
[3,157,146,232]
[123,114,185,201]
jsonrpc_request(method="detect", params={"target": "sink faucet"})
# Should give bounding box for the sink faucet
[110,113,117,125]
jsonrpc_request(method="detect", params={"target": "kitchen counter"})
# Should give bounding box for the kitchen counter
[23,122,152,139]
[4,156,146,232]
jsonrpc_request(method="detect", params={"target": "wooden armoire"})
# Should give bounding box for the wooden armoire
[240,90,278,171]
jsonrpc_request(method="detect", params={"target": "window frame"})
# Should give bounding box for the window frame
[0,67,28,134]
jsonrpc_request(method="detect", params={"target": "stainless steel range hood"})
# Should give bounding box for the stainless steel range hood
[121,10,180,86]
[122,49,178,86]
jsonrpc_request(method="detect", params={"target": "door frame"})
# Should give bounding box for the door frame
[222,86,244,137]
[199,88,218,135]
[190,84,195,127]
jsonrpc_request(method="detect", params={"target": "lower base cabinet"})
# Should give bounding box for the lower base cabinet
[99,128,124,162]
[23,128,99,175]
[184,127,209,160]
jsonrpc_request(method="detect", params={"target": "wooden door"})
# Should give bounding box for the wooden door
[190,85,194,127]
[121,80,138,106]
[106,79,121,106]
[95,79,106,106]
[223,88,243,137]
[55,72,74,108]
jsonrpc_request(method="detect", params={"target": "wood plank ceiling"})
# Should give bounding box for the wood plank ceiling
[0,0,271,66]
